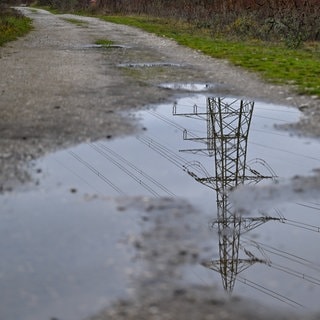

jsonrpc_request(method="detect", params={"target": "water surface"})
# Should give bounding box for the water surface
[1,93,320,319]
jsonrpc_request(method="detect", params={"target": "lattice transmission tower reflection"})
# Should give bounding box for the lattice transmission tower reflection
[173,97,279,293]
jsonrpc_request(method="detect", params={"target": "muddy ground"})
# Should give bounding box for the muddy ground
[1,7,320,320]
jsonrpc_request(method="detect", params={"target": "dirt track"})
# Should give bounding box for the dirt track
[0,7,319,191]
[1,7,320,320]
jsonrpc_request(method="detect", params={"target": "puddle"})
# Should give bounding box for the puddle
[117,62,183,68]
[0,194,142,320]
[1,93,320,319]
[159,82,219,92]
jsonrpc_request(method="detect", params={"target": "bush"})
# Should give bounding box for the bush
[269,7,320,48]
[225,15,260,40]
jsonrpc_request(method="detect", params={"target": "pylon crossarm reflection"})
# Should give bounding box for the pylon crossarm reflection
[173,101,207,120]
[240,216,282,233]
[211,216,282,233]
[202,257,267,274]
[193,174,274,190]
[202,253,268,293]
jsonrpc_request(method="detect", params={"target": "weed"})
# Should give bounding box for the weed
[95,39,114,47]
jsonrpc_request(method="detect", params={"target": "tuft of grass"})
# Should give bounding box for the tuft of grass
[61,18,88,27]
[101,15,320,97]
[0,8,33,47]
[95,39,114,47]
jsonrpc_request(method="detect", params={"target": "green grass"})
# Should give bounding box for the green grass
[62,18,88,27]
[95,39,114,47]
[101,15,320,97]
[0,9,33,47]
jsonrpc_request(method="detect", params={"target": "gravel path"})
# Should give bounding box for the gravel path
[0,7,319,191]
[1,8,320,320]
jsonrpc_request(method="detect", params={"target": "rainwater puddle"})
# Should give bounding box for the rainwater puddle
[159,82,219,91]
[1,94,320,319]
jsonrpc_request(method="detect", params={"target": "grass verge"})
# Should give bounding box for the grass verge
[100,15,320,97]
[0,8,33,47]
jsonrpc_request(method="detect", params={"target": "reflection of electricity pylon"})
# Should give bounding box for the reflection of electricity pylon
[174,97,279,293]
